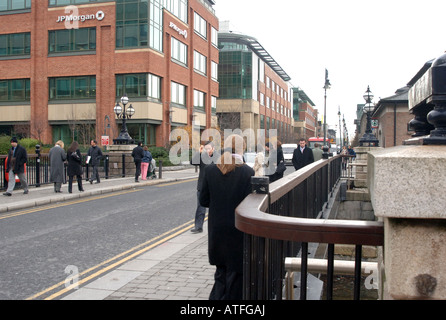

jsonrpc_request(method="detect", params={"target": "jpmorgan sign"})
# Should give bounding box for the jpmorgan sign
[169,22,188,39]
[56,5,105,29]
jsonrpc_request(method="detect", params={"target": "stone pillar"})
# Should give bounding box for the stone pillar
[368,145,446,299]
[108,144,136,178]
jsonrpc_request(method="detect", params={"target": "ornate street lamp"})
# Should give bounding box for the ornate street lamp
[113,94,135,145]
[338,106,342,153]
[323,69,331,159]
[359,86,379,147]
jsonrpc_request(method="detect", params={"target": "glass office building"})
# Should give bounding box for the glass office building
[217,29,293,142]
[0,0,218,147]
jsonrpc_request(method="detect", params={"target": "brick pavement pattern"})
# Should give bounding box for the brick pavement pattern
[106,235,215,300]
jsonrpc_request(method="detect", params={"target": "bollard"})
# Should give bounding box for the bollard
[35,144,41,187]
[158,160,162,179]
[105,155,109,179]
[122,153,126,177]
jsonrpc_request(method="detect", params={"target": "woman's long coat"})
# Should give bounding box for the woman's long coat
[199,164,254,273]
[49,146,67,183]
[67,149,83,177]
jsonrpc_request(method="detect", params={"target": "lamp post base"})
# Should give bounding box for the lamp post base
[359,133,379,147]
[113,131,134,145]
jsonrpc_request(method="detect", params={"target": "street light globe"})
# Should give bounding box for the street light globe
[114,103,122,115]
[121,95,129,105]
[364,102,375,113]
[126,104,135,117]
[363,86,374,103]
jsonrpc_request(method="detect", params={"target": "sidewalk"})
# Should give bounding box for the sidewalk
[2,166,215,300]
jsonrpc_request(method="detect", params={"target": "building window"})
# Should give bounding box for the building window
[149,0,163,51]
[259,92,264,106]
[194,89,205,111]
[211,96,216,114]
[116,0,163,51]
[171,37,187,66]
[211,27,218,47]
[1,0,31,11]
[116,73,147,98]
[163,0,188,23]
[0,32,30,57]
[211,61,218,81]
[171,81,186,106]
[0,79,30,102]
[148,74,161,101]
[49,76,96,100]
[49,0,104,5]
[49,27,96,54]
[194,12,207,39]
[194,50,207,75]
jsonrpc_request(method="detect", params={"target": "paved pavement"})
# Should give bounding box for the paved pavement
[1,166,215,300]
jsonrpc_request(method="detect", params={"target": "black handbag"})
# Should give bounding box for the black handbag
[276,160,286,174]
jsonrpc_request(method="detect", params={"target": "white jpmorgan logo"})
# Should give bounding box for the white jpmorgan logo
[56,5,105,29]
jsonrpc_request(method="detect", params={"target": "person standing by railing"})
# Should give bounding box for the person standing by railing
[67,141,84,193]
[49,140,67,193]
[3,137,29,196]
[87,140,103,184]
[199,134,254,300]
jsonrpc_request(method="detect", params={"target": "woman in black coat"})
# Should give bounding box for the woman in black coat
[199,134,254,300]
[67,141,84,193]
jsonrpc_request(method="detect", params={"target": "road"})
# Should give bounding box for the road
[0,178,198,300]
[0,165,297,300]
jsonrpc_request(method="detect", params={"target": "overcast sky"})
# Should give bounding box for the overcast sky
[214,0,446,140]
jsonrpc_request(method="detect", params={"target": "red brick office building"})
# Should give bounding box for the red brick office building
[0,0,219,147]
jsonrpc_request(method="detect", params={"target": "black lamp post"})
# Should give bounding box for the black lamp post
[322,69,331,159]
[359,86,379,147]
[338,106,342,153]
[113,94,135,145]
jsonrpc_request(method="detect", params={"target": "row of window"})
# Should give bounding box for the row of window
[1,30,217,83]
[0,74,217,111]
[2,0,218,54]
[259,92,291,118]
[260,114,292,136]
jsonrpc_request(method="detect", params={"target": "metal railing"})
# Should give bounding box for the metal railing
[0,153,136,190]
[235,155,384,300]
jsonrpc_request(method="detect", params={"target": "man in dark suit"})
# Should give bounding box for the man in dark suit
[292,138,314,171]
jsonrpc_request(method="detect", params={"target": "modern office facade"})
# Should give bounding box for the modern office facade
[0,0,219,147]
[292,87,317,140]
[217,24,293,144]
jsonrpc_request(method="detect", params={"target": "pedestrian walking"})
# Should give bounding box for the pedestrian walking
[292,138,314,171]
[3,137,29,196]
[131,141,144,182]
[199,134,254,300]
[87,140,103,184]
[253,145,265,177]
[264,141,285,183]
[312,143,323,162]
[67,141,84,193]
[341,145,348,171]
[141,145,153,180]
[190,141,217,233]
[49,140,67,193]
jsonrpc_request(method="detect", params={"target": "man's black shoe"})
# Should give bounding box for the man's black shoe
[3,192,12,196]
[190,228,203,233]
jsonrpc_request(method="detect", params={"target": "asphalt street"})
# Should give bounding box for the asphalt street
[0,179,198,300]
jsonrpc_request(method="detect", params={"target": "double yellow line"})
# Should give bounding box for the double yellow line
[20,179,200,300]
[27,218,199,300]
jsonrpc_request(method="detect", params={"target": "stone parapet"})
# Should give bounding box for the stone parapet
[368,145,446,299]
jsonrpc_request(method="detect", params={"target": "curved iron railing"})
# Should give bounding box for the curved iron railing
[235,155,384,300]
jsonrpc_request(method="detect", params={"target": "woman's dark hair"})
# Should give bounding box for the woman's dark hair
[68,141,79,153]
